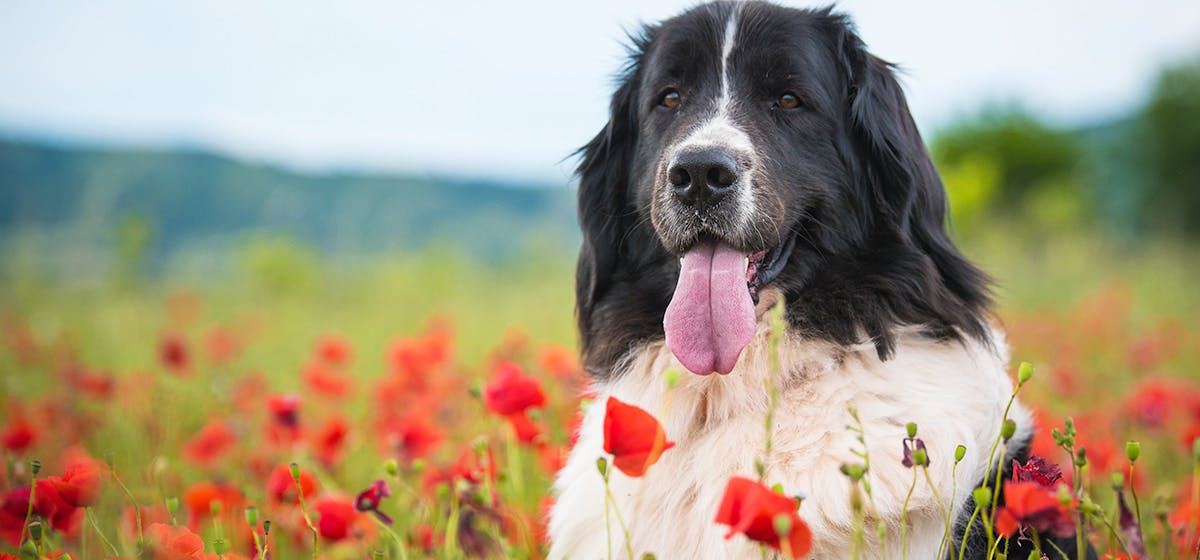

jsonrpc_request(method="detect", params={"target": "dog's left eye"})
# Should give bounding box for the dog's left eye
[777,93,801,110]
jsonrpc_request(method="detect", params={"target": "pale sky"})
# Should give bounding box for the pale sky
[1,1,1198,182]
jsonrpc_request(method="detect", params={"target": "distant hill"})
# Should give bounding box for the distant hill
[0,139,581,269]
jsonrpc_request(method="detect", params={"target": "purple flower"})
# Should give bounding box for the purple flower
[355,479,394,525]
[901,437,928,468]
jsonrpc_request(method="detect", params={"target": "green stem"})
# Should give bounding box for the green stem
[373,514,410,560]
[19,471,37,546]
[604,479,635,560]
[111,466,145,549]
[1129,463,1142,535]
[900,467,916,560]
[956,502,981,560]
[921,466,952,558]
[294,480,320,558]
[86,506,122,558]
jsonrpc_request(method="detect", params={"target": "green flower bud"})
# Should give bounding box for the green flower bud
[972,486,991,508]
[263,519,272,535]
[27,520,42,541]
[212,538,229,554]
[289,462,301,482]
[912,447,928,467]
[1075,447,1088,468]
[1125,441,1140,463]
[384,459,399,477]
[467,385,482,400]
[166,496,180,516]
[840,464,865,481]
[1110,472,1124,488]
[596,457,608,477]
[954,445,967,463]
[754,459,766,478]
[664,369,680,389]
[30,459,41,476]
[19,539,37,558]
[773,513,793,538]
[1056,485,1072,507]
[411,458,426,474]
[641,555,657,560]
[245,506,259,527]
[906,422,918,439]
[1001,419,1016,441]
[1017,362,1033,384]
[771,483,784,494]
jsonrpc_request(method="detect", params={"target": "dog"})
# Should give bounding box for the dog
[548,2,1086,559]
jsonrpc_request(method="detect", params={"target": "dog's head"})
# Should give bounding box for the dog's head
[576,2,991,378]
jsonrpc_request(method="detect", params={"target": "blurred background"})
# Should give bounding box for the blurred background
[2,2,1200,557]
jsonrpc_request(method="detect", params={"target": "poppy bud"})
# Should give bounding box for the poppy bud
[912,447,928,467]
[1017,362,1033,384]
[1125,441,1140,463]
[289,462,301,482]
[596,457,608,477]
[212,538,229,554]
[773,513,793,538]
[1057,485,1072,507]
[664,369,680,389]
[210,500,223,516]
[905,422,917,438]
[755,459,766,478]
[167,496,180,517]
[28,519,43,541]
[245,506,259,527]
[972,486,991,508]
[641,555,657,560]
[263,519,272,535]
[384,459,399,477]
[954,445,967,463]
[31,459,41,475]
[1001,419,1016,441]
[1074,447,1087,468]
[19,539,37,558]
[1110,472,1124,488]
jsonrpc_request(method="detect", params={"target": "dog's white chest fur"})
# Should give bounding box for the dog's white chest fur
[548,320,1030,559]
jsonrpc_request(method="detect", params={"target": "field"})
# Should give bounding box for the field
[1,230,1199,559]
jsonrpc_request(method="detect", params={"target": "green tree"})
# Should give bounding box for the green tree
[1132,57,1200,236]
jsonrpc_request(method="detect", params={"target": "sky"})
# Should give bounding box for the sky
[1,1,1198,182]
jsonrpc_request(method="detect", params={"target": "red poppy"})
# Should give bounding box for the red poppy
[313,495,358,542]
[182,481,242,529]
[381,413,444,462]
[159,332,191,374]
[714,476,812,558]
[66,366,115,399]
[0,416,36,453]
[1011,455,1063,488]
[483,362,546,416]
[994,481,1074,538]
[1,479,78,542]
[506,412,542,445]
[302,361,353,399]
[602,397,675,477]
[182,420,238,468]
[312,416,350,468]
[48,460,104,507]
[1125,380,1173,428]
[537,344,581,379]
[314,334,353,367]
[355,479,393,524]
[145,522,206,560]
[266,464,317,505]
[266,393,302,445]
[203,326,241,365]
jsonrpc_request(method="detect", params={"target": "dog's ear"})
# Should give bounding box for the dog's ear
[575,45,644,360]
[837,21,991,343]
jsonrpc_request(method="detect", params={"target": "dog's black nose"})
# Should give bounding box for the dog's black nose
[667,147,739,206]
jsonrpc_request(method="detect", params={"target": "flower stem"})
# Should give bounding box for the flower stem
[921,466,952,558]
[900,467,916,560]
[111,464,145,549]
[956,501,981,560]
[86,506,122,558]
[373,513,410,560]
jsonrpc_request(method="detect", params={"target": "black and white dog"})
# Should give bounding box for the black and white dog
[549,2,1084,559]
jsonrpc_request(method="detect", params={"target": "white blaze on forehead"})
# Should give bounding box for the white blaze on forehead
[719,6,739,106]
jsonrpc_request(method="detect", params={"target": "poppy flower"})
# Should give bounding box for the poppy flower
[537,344,581,379]
[483,362,546,416]
[1125,380,1173,428]
[203,326,241,365]
[313,495,358,542]
[182,481,242,529]
[312,416,350,468]
[314,334,353,367]
[182,420,238,468]
[0,416,36,453]
[602,397,674,477]
[266,464,317,505]
[381,413,444,462]
[266,393,302,445]
[66,366,115,399]
[303,361,353,399]
[145,522,206,560]
[994,481,1074,539]
[714,476,812,558]
[159,333,191,374]
[506,412,543,445]
[48,460,104,507]
[355,479,393,525]
[1011,455,1063,488]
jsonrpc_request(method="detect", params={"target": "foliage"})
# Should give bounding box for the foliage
[1131,57,1200,236]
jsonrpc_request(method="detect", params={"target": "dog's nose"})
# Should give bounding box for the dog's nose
[667,147,739,206]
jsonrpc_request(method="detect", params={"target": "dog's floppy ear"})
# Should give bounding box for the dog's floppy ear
[575,45,644,360]
[838,22,991,343]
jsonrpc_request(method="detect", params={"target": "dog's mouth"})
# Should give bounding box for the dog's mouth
[663,234,795,376]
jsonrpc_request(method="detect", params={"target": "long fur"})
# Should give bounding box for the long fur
[553,2,1082,558]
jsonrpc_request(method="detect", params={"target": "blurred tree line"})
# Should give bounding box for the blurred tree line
[932,56,1200,239]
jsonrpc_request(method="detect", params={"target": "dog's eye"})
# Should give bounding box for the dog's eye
[777,93,800,110]
[659,89,682,109]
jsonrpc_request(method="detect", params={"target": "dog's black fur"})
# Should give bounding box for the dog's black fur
[575,2,991,379]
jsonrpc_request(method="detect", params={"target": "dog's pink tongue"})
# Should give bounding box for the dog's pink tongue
[664,242,756,375]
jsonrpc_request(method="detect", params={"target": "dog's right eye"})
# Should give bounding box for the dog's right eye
[659,89,682,109]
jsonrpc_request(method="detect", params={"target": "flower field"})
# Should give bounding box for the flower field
[0,245,1198,559]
